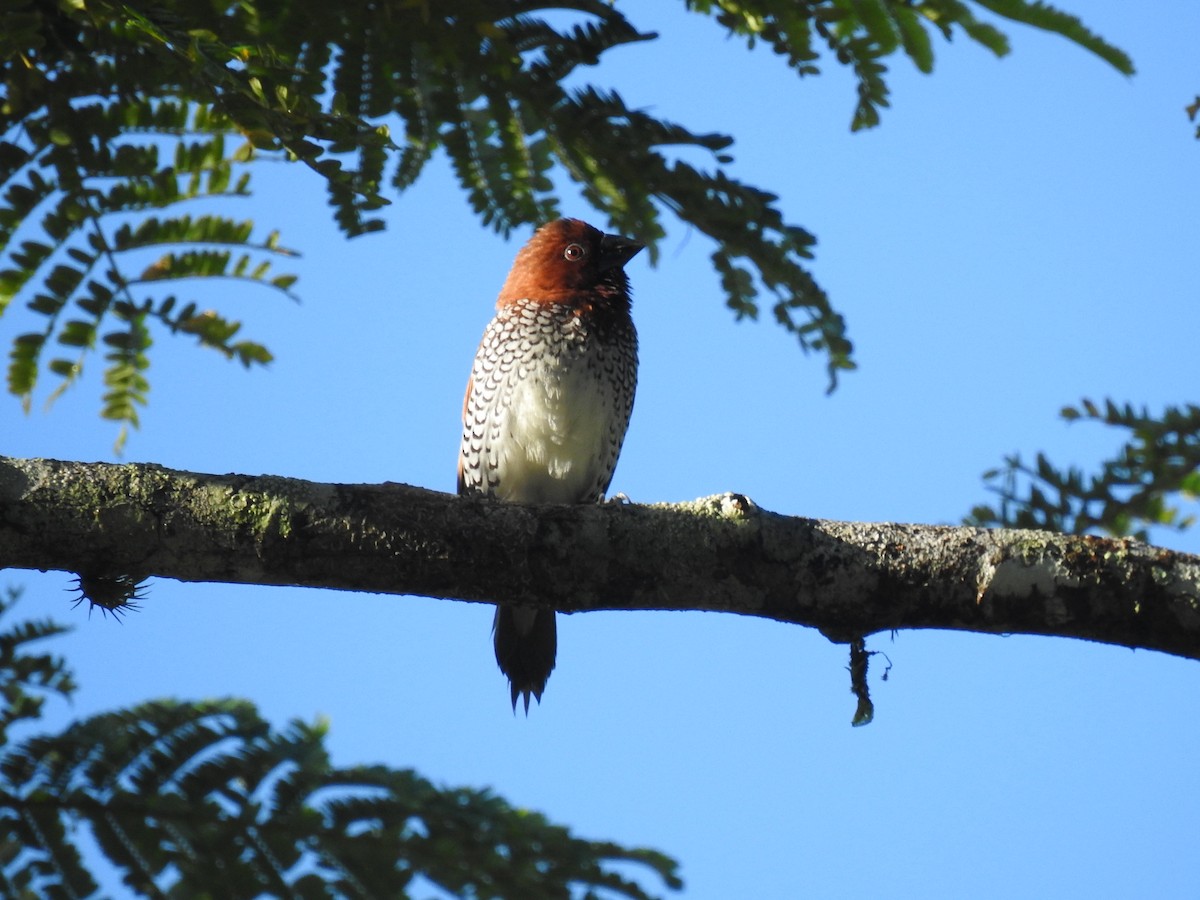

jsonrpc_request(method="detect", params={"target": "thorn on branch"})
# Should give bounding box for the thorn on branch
[69,572,147,620]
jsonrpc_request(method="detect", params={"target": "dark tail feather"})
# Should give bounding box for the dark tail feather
[493,605,557,713]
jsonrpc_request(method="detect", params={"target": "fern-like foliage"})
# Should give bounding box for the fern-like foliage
[0,591,680,899]
[2,1,1134,432]
[685,0,1130,130]
[1,3,309,448]
[967,401,1200,540]
[0,586,75,746]
[0,593,677,898]
[0,699,681,898]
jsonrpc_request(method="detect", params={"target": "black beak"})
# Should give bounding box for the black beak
[599,232,644,271]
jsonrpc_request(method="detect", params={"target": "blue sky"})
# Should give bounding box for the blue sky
[5,2,1199,897]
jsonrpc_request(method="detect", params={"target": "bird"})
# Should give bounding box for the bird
[457,217,643,712]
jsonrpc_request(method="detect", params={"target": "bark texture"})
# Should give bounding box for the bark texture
[2,455,1198,659]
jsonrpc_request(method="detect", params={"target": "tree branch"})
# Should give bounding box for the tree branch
[2,456,1197,660]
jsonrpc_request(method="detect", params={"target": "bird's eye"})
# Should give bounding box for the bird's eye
[563,243,586,262]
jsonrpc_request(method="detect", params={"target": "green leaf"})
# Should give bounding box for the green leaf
[232,341,274,367]
[971,0,1134,74]
[7,332,45,397]
[892,5,935,73]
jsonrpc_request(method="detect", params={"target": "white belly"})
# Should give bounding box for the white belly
[494,362,610,503]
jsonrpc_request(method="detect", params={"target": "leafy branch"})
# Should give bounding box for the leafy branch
[2,0,1134,436]
[0,587,75,747]
[686,0,1131,130]
[1,86,295,446]
[968,401,1200,540]
[0,591,680,899]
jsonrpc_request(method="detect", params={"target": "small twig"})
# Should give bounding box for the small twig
[849,636,873,727]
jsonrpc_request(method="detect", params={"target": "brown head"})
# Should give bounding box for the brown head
[496,218,643,307]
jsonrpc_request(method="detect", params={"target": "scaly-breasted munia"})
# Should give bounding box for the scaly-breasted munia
[458,218,642,711]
